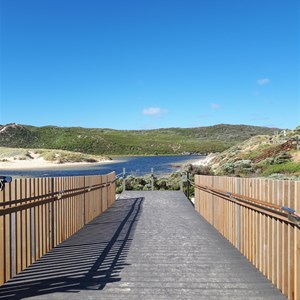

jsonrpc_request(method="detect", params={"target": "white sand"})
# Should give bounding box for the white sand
[0,156,113,170]
[192,153,217,166]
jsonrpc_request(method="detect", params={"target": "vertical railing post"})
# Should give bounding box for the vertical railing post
[83,176,86,226]
[151,168,154,191]
[186,172,190,199]
[11,209,16,278]
[237,178,241,251]
[123,168,126,192]
[51,177,55,249]
[211,176,214,227]
[180,173,183,192]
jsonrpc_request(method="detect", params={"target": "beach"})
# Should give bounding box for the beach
[0,156,113,170]
[191,153,216,166]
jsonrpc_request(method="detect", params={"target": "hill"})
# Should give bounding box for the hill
[205,126,300,179]
[0,123,279,155]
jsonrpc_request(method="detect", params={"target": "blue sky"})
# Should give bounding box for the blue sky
[0,0,299,130]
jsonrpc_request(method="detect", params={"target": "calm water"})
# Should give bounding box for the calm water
[0,155,204,178]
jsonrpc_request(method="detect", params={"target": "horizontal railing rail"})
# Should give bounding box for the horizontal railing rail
[193,182,299,227]
[0,180,115,214]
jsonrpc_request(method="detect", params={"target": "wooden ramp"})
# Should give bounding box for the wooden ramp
[0,191,285,299]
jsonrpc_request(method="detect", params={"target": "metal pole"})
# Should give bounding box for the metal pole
[151,168,154,191]
[123,168,126,191]
[186,172,190,199]
[180,173,183,192]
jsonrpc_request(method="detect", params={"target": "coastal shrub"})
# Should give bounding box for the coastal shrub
[18,156,27,161]
[84,158,98,163]
[267,173,300,180]
[262,162,300,177]
[116,185,123,194]
[143,183,152,191]
[115,173,182,192]
[184,164,213,176]
[221,159,254,176]
[274,152,292,164]
[258,157,275,166]
[156,178,167,190]
[234,160,252,168]
[222,162,235,174]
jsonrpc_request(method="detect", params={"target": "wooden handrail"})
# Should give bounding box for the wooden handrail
[0,180,115,215]
[194,183,299,226]
[0,180,114,207]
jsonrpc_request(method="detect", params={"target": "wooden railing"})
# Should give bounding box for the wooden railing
[252,139,295,163]
[0,172,116,286]
[194,175,300,300]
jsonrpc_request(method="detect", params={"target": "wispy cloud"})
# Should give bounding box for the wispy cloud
[257,78,270,85]
[211,103,221,110]
[142,107,167,117]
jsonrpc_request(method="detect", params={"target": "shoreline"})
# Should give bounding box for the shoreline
[169,153,216,168]
[191,153,216,166]
[0,158,114,171]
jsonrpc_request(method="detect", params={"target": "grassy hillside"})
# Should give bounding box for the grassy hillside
[208,126,300,179]
[0,123,279,155]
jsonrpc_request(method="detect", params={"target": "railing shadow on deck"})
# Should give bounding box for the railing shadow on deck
[0,197,144,300]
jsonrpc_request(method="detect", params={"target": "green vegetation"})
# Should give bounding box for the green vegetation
[115,164,213,197]
[208,125,300,179]
[0,123,278,156]
[115,173,182,193]
[261,162,300,177]
[215,150,300,179]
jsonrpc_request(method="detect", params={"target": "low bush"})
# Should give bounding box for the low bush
[184,164,213,176]
[115,172,183,193]
[262,162,300,177]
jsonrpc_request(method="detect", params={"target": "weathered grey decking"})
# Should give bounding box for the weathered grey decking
[0,191,285,299]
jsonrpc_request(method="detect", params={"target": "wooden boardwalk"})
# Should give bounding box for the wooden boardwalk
[0,191,285,299]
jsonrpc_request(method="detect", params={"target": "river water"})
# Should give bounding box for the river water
[0,155,204,178]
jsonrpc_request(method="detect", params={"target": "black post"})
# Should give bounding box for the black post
[151,168,154,191]
[180,173,183,192]
[123,168,126,191]
[186,172,190,199]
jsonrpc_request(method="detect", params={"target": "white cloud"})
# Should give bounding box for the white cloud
[257,78,270,85]
[142,107,167,116]
[211,103,221,110]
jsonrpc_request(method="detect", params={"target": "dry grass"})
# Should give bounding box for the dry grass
[0,147,109,163]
